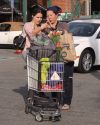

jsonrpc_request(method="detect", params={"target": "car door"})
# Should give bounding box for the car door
[95,28,100,64]
[8,30,22,44]
[0,23,11,44]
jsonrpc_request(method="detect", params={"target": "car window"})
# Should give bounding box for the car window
[0,24,11,31]
[10,22,23,31]
[68,22,99,37]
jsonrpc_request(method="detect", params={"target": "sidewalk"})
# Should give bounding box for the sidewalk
[0,49,100,125]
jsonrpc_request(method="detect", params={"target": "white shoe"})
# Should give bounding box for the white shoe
[62,104,70,110]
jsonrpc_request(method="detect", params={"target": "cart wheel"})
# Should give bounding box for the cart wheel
[35,114,43,122]
[55,116,61,121]
[52,116,61,122]
[25,105,31,114]
[52,117,56,122]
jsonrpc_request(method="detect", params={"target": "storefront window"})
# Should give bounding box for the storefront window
[0,0,23,22]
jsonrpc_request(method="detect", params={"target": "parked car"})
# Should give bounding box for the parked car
[0,22,23,46]
[68,19,100,73]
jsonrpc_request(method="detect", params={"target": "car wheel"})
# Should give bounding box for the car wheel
[78,50,94,73]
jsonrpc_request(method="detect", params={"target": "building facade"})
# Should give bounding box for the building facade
[0,0,100,22]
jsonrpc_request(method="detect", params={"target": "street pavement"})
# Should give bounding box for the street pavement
[0,49,100,125]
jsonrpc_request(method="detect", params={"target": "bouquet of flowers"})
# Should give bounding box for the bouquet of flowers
[48,31,62,61]
[48,31,62,48]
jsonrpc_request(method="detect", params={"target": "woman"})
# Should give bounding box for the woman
[46,6,74,110]
[22,6,48,63]
[22,6,48,100]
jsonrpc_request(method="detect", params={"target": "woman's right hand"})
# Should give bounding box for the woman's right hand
[41,23,49,30]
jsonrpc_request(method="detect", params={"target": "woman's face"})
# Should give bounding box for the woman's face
[32,13,43,25]
[47,10,58,24]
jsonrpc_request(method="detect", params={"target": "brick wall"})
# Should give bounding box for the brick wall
[37,0,47,7]
[51,0,85,12]
[51,0,71,12]
[38,0,43,5]
[29,0,86,13]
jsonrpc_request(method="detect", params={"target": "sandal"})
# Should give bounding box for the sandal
[62,104,70,110]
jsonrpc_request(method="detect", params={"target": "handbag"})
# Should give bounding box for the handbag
[13,35,26,50]
[60,30,76,61]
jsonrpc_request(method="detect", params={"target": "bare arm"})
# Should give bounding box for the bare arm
[32,23,49,36]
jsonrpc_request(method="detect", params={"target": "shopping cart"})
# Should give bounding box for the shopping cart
[25,49,64,122]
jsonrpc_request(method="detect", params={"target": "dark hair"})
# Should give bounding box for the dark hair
[47,6,62,15]
[30,5,46,19]
[30,6,43,16]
